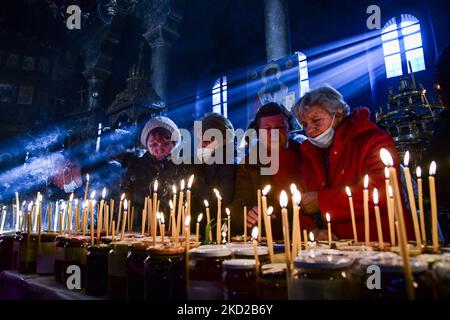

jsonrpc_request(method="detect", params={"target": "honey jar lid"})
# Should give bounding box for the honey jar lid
[260,263,287,278]
[359,255,427,273]
[433,261,450,279]
[294,253,354,269]
[190,246,232,258]
[234,246,269,257]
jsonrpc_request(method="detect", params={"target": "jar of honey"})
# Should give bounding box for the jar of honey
[257,263,287,300]
[86,243,110,296]
[36,232,58,275]
[222,259,257,300]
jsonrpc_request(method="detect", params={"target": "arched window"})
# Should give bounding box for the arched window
[212,76,228,117]
[298,52,310,97]
[381,14,426,79]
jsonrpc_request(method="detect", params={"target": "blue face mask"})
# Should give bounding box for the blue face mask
[308,114,336,148]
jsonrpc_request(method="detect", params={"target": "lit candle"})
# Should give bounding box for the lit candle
[266,206,275,262]
[81,201,87,235]
[196,213,203,245]
[326,212,332,247]
[403,151,422,248]
[105,202,109,237]
[214,188,222,244]
[117,193,125,235]
[111,220,115,244]
[172,185,177,236]
[257,188,262,243]
[280,191,291,271]
[89,191,96,245]
[291,188,302,258]
[203,200,212,243]
[261,185,271,243]
[252,226,259,273]
[429,161,438,252]
[15,192,20,231]
[380,148,415,299]
[187,175,194,219]
[152,180,158,244]
[176,179,185,244]
[363,174,370,246]
[157,212,162,239]
[373,188,384,250]
[345,186,358,243]
[168,200,174,238]
[97,188,106,243]
[309,231,316,247]
[416,167,426,243]
[120,199,128,241]
[161,213,165,243]
[226,208,231,243]
[83,174,90,203]
[243,206,247,242]
[185,215,191,287]
[109,199,114,233]
[384,168,395,245]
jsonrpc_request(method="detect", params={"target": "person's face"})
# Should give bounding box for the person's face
[258,114,289,151]
[298,105,342,138]
[196,132,215,148]
[147,131,174,160]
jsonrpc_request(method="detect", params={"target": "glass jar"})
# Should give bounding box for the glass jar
[222,259,257,300]
[108,240,133,300]
[126,241,152,300]
[289,253,356,300]
[60,236,88,289]
[36,232,58,275]
[257,263,287,300]
[233,246,270,265]
[433,261,450,299]
[12,232,38,274]
[0,232,16,271]
[357,254,434,300]
[86,244,110,296]
[144,245,186,300]
[188,246,232,299]
[54,235,68,283]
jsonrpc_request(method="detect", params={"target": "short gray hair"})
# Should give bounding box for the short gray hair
[293,86,351,117]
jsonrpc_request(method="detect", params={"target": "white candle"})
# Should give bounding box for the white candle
[345,186,358,243]
[403,151,422,248]
[226,208,231,243]
[363,174,370,246]
[416,167,426,243]
[373,188,384,250]
[429,161,438,252]
[152,180,158,244]
[326,212,332,247]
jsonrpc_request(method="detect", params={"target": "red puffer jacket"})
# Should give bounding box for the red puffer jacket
[298,107,414,241]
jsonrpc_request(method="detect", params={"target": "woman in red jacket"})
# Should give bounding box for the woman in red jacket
[293,86,413,242]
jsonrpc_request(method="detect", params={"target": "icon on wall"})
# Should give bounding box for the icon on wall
[17,85,34,105]
[22,56,36,71]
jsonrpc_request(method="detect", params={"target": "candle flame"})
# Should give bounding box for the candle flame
[83,201,87,209]
[403,151,410,167]
[251,226,258,240]
[279,190,288,208]
[27,202,33,211]
[75,199,78,205]
[309,232,315,242]
[429,161,437,176]
[290,183,298,195]
[388,185,393,198]
[121,193,125,201]
[172,185,177,194]
[102,188,106,199]
[69,193,74,202]
[213,188,222,200]
[345,186,352,197]
[293,190,301,205]
[161,214,165,224]
[203,200,209,208]
[185,215,191,227]
[61,202,66,210]
[156,212,161,220]
[123,200,128,210]
[226,208,230,216]
[187,174,194,189]
[267,206,274,216]
[180,179,185,191]
[262,185,271,196]
[373,188,379,205]
[169,200,174,210]
[86,174,90,182]
[326,212,331,222]
[416,166,422,178]
[384,167,390,179]
[90,190,96,199]
[380,148,394,167]
[154,180,158,192]
[363,174,369,189]
[197,213,203,223]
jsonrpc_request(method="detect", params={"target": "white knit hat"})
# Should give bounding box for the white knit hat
[140,116,181,148]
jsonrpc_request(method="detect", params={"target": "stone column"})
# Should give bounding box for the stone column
[264,0,291,62]
[143,25,180,102]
